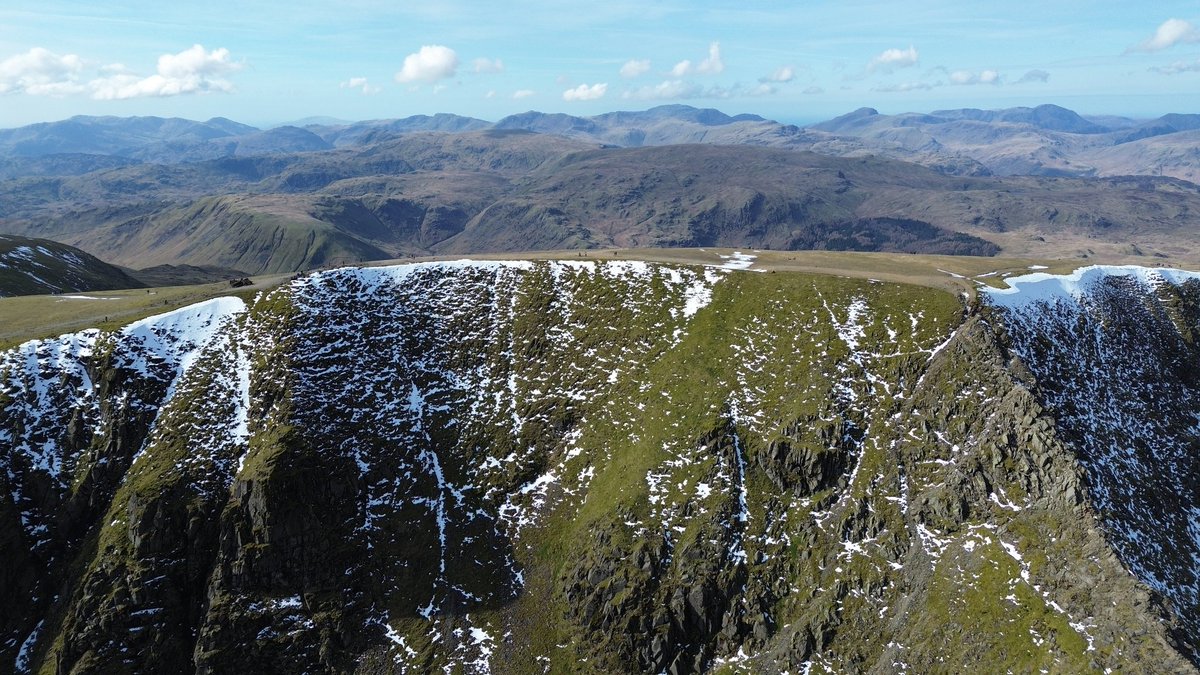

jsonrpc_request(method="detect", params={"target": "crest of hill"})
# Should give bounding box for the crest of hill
[0,115,258,157]
[0,234,143,296]
[6,104,1200,183]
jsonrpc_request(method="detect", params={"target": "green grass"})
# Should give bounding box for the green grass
[9,253,1183,673]
[0,274,288,349]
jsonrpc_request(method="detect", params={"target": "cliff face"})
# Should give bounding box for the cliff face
[1,259,1198,674]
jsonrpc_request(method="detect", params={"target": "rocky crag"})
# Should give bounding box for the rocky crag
[1,257,1198,673]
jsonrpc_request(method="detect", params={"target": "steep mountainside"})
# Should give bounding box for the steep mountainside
[1,259,1198,673]
[0,235,143,296]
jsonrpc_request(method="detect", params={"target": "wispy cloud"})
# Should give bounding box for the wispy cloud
[1016,69,1050,83]
[91,44,242,100]
[1127,18,1199,53]
[619,58,650,78]
[868,46,918,73]
[340,76,381,95]
[802,85,824,95]
[1152,59,1200,74]
[669,42,724,77]
[395,45,458,84]
[622,79,775,101]
[562,82,606,101]
[625,79,702,100]
[948,69,999,85]
[873,81,934,93]
[513,88,535,99]
[760,65,794,83]
[0,47,86,96]
[472,57,504,74]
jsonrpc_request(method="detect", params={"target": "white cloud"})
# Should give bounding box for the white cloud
[622,79,772,101]
[0,47,86,96]
[1129,18,1199,53]
[485,89,496,99]
[948,69,999,85]
[1152,59,1200,74]
[395,45,458,84]
[1016,69,1050,83]
[627,79,702,100]
[868,46,918,73]
[760,65,794,83]
[513,89,536,99]
[562,82,607,101]
[873,81,934,93]
[670,42,724,77]
[472,57,504,74]
[620,58,651,78]
[91,44,242,100]
[340,76,381,95]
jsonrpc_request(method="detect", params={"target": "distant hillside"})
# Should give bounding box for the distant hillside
[4,104,1200,183]
[0,235,143,296]
[3,105,1200,273]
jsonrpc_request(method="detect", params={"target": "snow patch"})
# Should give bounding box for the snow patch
[982,265,1200,308]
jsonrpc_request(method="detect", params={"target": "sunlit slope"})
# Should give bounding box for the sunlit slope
[0,260,1196,673]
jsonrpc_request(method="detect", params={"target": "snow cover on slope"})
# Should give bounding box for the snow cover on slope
[281,259,730,671]
[984,264,1200,651]
[0,297,246,554]
[982,265,1200,308]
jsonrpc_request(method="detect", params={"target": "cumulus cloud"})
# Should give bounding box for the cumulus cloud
[669,42,724,77]
[1152,59,1200,74]
[0,47,86,96]
[760,65,794,83]
[395,45,458,84]
[91,44,242,100]
[1016,69,1050,83]
[868,46,918,73]
[1128,18,1199,53]
[620,58,651,78]
[562,82,607,101]
[340,76,381,95]
[948,69,999,85]
[472,57,504,74]
[513,89,535,99]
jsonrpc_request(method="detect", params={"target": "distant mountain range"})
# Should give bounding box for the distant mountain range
[2,103,1199,182]
[1,104,1199,285]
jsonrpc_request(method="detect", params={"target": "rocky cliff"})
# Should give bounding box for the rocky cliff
[1,258,1198,673]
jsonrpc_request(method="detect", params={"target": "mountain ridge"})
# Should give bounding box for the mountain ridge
[2,259,1198,672]
[4,103,1198,183]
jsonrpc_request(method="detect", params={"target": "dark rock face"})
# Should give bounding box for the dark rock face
[996,272,1200,661]
[1,262,1198,673]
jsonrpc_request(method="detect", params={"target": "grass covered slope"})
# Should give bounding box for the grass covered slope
[0,260,1195,673]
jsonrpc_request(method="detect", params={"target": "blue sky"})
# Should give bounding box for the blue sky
[1,1,1198,128]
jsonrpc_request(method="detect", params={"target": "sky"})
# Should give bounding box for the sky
[1,1,1198,128]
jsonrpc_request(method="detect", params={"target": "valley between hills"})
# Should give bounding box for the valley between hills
[1,103,1200,298]
[3,104,1200,674]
